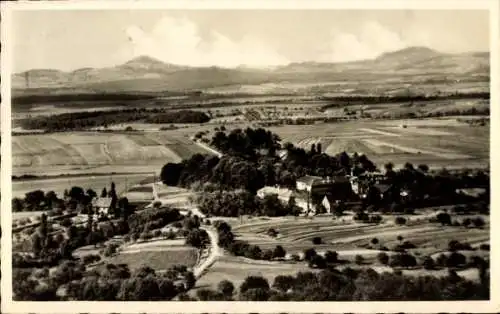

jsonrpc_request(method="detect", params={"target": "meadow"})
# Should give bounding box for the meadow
[12,131,214,177]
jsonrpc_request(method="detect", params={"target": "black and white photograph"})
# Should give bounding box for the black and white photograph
[1,0,498,313]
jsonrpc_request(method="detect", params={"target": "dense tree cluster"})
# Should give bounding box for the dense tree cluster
[193,266,489,301]
[13,262,195,301]
[18,108,210,131]
[195,189,298,217]
[212,220,286,261]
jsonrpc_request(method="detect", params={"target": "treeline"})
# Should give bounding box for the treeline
[319,92,490,110]
[195,188,302,217]
[144,110,210,124]
[192,267,489,301]
[13,262,195,301]
[18,108,210,131]
[212,220,287,261]
[12,93,157,108]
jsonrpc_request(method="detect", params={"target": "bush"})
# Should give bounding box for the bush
[446,252,466,268]
[436,212,452,226]
[272,245,286,259]
[312,237,322,245]
[309,254,326,269]
[395,217,407,225]
[324,251,338,264]
[267,228,278,238]
[303,248,317,262]
[472,217,485,228]
[390,253,417,268]
[153,230,162,238]
[479,244,490,251]
[217,280,235,299]
[83,254,101,264]
[371,238,379,245]
[240,276,270,294]
[104,243,119,257]
[422,256,435,270]
[377,252,389,265]
[355,255,365,265]
[290,254,300,262]
[262,249,273,261]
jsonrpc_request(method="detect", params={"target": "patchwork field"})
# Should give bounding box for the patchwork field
[269,118,489,169]
[12,131,214,176]
[230,215,489,257]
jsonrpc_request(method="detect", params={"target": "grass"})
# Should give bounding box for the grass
[107,246,198,271]
[194,255,315,291]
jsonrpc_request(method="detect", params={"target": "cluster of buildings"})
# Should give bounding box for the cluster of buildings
[256,171,408,216]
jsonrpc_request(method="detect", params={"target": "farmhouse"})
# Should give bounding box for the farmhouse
[91,197,112,216]
[256,186,294,203]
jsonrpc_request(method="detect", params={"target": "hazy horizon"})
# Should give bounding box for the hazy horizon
[12,10,489,72]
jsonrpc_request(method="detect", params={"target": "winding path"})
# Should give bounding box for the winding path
[193,226,222,279]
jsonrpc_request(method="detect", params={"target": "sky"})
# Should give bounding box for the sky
[12,9,490,72]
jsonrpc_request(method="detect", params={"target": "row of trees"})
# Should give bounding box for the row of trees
[19,108,211,131]
[194,266,489,301]
[195,189,301,217]
[13,262,195,301]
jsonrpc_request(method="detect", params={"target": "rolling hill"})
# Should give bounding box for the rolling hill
[12,46,489,94]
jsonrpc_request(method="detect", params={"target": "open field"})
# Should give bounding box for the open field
[229,215,489,258]
[107,241,198,271]
[268,118,489,168]
[12,131,214,176]
[194,255,315,291]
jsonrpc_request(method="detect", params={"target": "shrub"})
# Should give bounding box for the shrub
[371,238,379,245]
[262,249,273,261]
[462,218,472,227]
[240,276,270,294]
[303,248,317,262]
[436,213,452,226]
[104,243,119,257]
[355,255,365,265]
[267,228,278,238]
[435,253,447,267]
[312,237,322,245]
[377,252,389,265]
[83,254,101,264]
[479,244,490,251]
[395,217,407,225]
[324,251,338,264]
[290,254,300,262]
[390,253,417,268]
[422,256,435,270]
[446,252,466,268]
[309,254,326,269]
[472,217,485,228]
[153,230,162,238]
[272,245,286,259]
[217,280,235,299]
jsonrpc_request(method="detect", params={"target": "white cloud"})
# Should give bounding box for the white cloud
[124,15,289,68]
[322,20,432,62]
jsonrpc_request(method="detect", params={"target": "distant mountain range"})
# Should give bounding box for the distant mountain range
[12,46,489,94]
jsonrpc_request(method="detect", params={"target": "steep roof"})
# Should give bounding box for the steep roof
[373,184,391,194]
